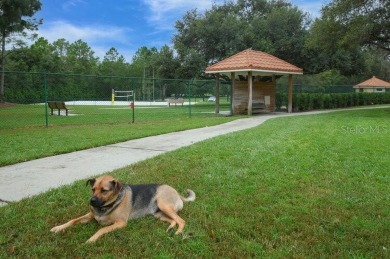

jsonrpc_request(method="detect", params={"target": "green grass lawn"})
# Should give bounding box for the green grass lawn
[0,103,234,166]
[1,108,389,258]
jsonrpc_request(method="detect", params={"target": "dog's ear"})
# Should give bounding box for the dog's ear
[86,178,96,187]
[110,180,121,192]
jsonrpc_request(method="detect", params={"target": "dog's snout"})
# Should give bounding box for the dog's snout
[90,196,104,207]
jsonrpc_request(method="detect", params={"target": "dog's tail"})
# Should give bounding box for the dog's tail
[180,189,196,202]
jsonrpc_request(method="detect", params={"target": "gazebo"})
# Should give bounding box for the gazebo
[205,49,303,115]
[353,76,390,93]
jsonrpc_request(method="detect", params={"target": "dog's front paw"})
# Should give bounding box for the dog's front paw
[50,225,65,233]
[167,226,175,236]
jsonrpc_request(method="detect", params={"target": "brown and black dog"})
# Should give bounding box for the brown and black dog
[50,175,195,243]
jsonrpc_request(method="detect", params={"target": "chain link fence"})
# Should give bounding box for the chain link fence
[4,71,383,129]
[1,71,233,129]
[276,83,355,94]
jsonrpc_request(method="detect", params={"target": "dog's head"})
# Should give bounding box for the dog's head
[86,175,122,208]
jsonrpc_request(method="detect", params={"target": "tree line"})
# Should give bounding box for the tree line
[1,0,389,102]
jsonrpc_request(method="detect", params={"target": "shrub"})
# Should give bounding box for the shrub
[287,93,390,111]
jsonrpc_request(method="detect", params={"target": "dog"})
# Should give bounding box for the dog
[50,175,196,243]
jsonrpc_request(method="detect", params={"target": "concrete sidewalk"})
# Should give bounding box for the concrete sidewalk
[0,110,336,206]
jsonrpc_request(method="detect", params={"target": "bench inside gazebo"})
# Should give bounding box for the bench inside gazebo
[205,49,303,115]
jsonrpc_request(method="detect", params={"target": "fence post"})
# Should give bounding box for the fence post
[188,80,192,118]
[132,92,135,123]
[44,73,48,128]
[111,89,115,105]
[230,72,235,115]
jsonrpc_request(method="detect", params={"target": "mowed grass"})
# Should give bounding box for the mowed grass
[1,108,389,258]
[0,103,234,166]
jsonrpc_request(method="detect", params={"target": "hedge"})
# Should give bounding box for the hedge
[276,92,390,111]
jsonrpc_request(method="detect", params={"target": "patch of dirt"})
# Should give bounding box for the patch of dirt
[0,102,16,108]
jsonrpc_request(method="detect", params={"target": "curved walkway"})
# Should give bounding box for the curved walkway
[0,107,384,206]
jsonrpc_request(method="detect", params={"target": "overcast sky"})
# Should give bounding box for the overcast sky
[35,0,328,61]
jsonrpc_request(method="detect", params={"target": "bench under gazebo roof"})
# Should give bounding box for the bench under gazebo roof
[205,49,303,114]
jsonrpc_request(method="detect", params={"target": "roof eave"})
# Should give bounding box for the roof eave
[205,68,303,76]
[354,86,389,88]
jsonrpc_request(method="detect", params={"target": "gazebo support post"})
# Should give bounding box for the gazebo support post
[215,73,220,114]
[248,71,253,116]
[288,74,293,113]
[272,75,276,112]
[230,72,235,115]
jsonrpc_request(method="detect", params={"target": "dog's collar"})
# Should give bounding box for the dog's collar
[93,186,126,215]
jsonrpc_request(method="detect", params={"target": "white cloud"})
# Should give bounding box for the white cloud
[145,0,213,17]
[38,20,129,43]
[142,0,224,29]
[62,0,87,10]
[36,20,134,60]
[143,0,325,29]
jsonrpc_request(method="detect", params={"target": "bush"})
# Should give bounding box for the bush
[275,92,287,110]
[289,93,390,111]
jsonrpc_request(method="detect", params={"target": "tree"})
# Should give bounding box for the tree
[255,5,308,67]
[320,0,390,52]
[173,5,245,65]
[130,46,157,77]
[52,38,70,71]
[100,47,127,76]
[103,47,125,63]
[173,0,309,76]
[130,46,158,100]
[175,48,206,79]
[306,20,367,76]
[28,37,59,72]
[97,47,128,99]
[361,48,390,81]
[306,0,389,76]
[66,39,98,74]
[0,0,42,101]
[154,45,179,79]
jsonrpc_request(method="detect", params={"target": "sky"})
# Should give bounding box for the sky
[34,0,328,62]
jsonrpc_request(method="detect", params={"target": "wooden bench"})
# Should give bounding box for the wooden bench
[167,98,184,107]
[240,100,267,114]
[252,101,266,113]
[48,101,69,116]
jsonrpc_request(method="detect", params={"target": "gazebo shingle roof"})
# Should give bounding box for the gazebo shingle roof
[353,76,390,88]
[205,48,303,75]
